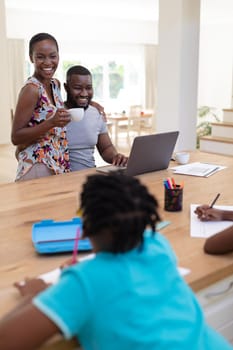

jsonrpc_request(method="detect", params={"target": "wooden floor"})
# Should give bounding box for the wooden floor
[0,128,149,184]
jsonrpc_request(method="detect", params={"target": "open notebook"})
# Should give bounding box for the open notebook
[190,204,233,238]
[97,131,179,176]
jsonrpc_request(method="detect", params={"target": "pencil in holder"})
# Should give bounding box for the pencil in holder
[164,186,183,212]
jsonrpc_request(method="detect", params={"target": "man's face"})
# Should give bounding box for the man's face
[65,74,93,108]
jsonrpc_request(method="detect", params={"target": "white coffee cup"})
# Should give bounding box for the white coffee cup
[68,108,84,122]
[175,152,190,165]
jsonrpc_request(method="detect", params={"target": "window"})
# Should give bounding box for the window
[26,45,145,114]
[61,47,144,114]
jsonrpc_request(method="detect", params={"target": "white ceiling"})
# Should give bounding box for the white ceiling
[5,0,159,21]
[4,0,159,45]
[4,0,233,28]
[4,0,233,47]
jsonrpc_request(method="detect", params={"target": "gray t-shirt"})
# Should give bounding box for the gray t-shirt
[66,105,108,171]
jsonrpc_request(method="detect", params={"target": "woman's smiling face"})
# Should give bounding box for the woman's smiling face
[30,39,59,81]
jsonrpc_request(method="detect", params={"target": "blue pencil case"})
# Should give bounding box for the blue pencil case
[32,217,92,254]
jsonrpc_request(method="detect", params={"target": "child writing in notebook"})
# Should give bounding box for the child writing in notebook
[195,205,233,254]
[0,173,232,350]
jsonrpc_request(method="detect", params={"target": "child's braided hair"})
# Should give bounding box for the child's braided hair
[80,172,161,253]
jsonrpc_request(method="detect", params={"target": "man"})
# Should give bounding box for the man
[64,65,128,171]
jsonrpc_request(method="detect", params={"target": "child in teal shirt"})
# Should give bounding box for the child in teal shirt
[0,173,232,349]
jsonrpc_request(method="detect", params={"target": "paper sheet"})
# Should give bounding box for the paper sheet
[190,204,233,238]
[18,254,95,286]
[38,254,95,284]
[170,162,226,177]
[20,249,190,286]
[38,263,190,284]
[178,267,191,276]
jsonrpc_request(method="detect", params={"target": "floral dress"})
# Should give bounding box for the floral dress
[16,77,70,180]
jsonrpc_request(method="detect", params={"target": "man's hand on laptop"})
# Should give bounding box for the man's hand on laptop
[112,153,128,167]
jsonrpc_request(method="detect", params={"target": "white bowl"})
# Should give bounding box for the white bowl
[175,152,190,165]
[68,108,84,122]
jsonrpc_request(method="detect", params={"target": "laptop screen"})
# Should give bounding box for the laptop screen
[97,131,179,176]
[125,131,179,176]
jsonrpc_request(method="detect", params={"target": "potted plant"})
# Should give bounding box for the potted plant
[196,106,221,148]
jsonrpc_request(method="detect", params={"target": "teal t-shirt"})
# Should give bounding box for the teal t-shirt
[33,232,232,350]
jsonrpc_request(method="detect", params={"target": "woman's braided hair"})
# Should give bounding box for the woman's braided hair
[80,172,161,253]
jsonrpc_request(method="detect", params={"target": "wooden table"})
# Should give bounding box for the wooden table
[107,114,128,146]
[0,151,233,349]
[108,112,153,146]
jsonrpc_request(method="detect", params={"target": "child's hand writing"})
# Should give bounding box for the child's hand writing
[194,205,224,221]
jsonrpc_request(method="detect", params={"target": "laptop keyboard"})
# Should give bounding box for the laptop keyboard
[97,165,127,173]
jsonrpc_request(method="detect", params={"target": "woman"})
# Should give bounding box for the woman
[11,32,71,181]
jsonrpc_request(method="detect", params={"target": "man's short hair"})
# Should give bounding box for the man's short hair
[66,65,91,81]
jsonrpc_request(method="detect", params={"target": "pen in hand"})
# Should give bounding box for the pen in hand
[209,193,220,208]
[72,226,81,264]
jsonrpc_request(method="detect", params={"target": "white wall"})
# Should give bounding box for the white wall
[157,0,200,151]
[0,0,12,144]
[198,0,233,109]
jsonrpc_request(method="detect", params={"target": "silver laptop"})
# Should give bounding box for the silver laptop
[97,131,179,176]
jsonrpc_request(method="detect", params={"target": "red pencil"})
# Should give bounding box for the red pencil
[72,226,80,264]
[167,178,173,189]
[171,177,176,188]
